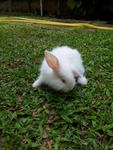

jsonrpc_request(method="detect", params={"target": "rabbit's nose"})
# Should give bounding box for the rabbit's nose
[70,86,74,90]
[68,84,74,91]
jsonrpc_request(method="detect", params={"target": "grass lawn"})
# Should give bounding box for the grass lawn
[0,23,113,150]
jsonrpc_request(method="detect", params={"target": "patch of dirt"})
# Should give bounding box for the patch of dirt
[53,19,113,27]
[30,17,113,28]
[41,109,55,149]
[7,18,113,30]
[1,59,23,69]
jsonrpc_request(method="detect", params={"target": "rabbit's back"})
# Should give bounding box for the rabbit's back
[51,46,84,74]
[51,46,80,62]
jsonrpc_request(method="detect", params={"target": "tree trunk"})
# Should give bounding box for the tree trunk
[40,0,43,16]
[9,0,12,13]
[28,0,32,13]
[57,0,60,17]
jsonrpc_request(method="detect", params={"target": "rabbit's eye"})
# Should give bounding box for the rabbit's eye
[61,79,66,84]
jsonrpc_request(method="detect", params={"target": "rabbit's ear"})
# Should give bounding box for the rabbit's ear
[45,51,59,71]
[73,69,81,78]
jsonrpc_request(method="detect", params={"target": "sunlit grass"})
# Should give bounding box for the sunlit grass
[0,23,113,149]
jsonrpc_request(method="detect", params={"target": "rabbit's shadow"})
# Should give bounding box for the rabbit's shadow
[34,84,83,104]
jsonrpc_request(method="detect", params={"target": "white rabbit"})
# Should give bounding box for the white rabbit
[32,46,87,92]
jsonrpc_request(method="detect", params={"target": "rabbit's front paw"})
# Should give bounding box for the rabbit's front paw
[77,76,87,85]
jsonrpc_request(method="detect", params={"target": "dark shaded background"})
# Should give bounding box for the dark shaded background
[0,0,113,21]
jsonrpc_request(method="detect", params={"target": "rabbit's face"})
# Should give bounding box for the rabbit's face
[53,67,76,92]
[44,51,77,92]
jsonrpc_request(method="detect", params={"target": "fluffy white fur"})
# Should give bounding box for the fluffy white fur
[32,46,87,92]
